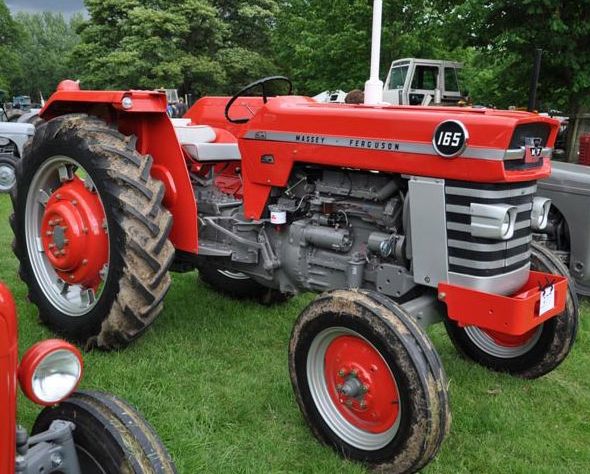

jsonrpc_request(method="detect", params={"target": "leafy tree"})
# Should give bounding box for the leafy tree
[72,0,281,96]
[272,0,451,95]
[439,0,590,113]
[11,12,82,99]
[0,0,22,94]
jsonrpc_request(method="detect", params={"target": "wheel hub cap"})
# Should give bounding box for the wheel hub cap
[324,335,400,434]
[0,164,15,188]
[41,177,108,288]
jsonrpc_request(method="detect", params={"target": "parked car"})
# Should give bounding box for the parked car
[0,281,177,473]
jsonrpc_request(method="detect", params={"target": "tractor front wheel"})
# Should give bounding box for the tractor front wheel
[445,242,578,379]
[12,114,174,349]
[289,290,450,473]
[32,391,177,473]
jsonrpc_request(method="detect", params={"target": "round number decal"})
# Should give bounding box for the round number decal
[432,120,469,158]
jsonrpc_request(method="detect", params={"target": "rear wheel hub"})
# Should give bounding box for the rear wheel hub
[40,177,108,289]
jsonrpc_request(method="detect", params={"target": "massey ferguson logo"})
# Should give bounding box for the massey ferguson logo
[524,137,544,163]
[433,120,469,158]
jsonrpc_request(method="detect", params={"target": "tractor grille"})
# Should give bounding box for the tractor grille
[445,180,536,277]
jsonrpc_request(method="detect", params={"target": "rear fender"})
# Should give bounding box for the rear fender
[40,84,198,253]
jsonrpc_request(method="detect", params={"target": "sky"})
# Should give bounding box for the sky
[6,0,87,17]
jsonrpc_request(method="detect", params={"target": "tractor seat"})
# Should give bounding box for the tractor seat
[172,119,241,162]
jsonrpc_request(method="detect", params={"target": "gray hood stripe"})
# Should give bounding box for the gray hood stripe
[243,130,524,161]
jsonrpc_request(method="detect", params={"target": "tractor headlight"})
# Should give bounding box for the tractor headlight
[18,340,83,406]
[470,203,517,240]
[531,197,551,231]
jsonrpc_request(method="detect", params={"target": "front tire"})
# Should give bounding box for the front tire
[12,114,174,349]
[445,242,578,378]
[289,290,450,473]
[32,391,177,473]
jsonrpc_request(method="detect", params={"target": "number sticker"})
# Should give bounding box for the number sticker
[433,121,469,158]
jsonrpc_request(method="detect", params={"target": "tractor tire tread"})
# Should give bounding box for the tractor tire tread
[11,114,174,350]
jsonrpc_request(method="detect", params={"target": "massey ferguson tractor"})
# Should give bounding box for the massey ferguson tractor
[0,282,176,473]
[11,3,578,472]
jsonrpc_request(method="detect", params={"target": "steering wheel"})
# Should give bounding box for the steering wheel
[225,76,293,124]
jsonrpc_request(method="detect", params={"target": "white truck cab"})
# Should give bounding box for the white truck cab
[383,58,464,106]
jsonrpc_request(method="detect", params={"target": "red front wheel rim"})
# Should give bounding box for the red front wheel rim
[307,327,401,451]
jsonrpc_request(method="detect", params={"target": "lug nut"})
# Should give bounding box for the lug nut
[360,400,367,409]
[69,274,75,280]
[46,231,53,236]
[48,243,55,249]
[345,400,353,408]
[336,384,343,392]
[361,385,368,393]
[82,259,88,265]
[338,369,346,377]
[71,199,78,206]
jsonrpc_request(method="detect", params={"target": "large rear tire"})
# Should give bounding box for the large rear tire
[289,290,450,473]
[12,114,174,349]
[32,391,177,473]
[445,242,578,378]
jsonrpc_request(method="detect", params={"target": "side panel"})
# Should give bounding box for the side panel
[0,283,18,474]
[408,177,449,287]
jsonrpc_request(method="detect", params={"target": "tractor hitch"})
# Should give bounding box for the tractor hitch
[439,271,568,336]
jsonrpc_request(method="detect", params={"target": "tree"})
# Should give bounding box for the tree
[11,12,82,99]
[439,0,590,113]
[71,0,281,96]
[0,0,22,94]
[272,0,452,95]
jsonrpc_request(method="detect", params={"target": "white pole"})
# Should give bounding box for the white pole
[364,0,384,105]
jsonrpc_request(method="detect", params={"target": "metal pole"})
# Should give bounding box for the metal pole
[528,48,543,112]
[364,0,384,105]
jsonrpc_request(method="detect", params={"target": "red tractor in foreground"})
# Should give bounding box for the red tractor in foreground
[11,73,578,471]
[0,282,176,473]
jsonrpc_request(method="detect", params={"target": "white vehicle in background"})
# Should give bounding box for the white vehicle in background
[383,58,466,105]
[314,58,467,106]
[0,100,35,193]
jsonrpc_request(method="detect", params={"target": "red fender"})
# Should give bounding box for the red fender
[41,81,198,253]
[0,284,18,474]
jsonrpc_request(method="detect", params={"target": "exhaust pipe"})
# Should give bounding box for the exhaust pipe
[364,0,384,105]
[527,48,543,112]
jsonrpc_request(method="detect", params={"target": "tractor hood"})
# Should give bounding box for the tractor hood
[224,96,559,185]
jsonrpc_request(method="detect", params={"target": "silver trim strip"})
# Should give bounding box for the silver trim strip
[445,185,537,199]
[450,250,531,270]
[503,147,553,160]
[447,235,532,252]
[448,264,530,296]
[446,203,532,215]
[243,130,508,161]
[447,219,531,233]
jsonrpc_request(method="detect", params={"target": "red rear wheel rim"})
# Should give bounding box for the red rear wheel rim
[40,176,108,289]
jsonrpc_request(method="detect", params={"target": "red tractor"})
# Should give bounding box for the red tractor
[0,282,176,473]
[10,74,578,471]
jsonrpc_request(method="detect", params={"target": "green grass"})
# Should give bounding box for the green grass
[4,193,589,473]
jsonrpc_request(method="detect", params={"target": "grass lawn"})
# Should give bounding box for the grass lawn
[5,193,589,473]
